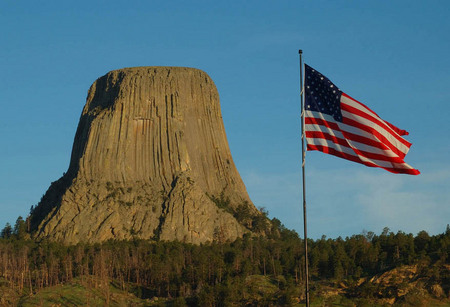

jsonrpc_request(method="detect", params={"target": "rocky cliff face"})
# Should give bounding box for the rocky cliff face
[31,67,260,244]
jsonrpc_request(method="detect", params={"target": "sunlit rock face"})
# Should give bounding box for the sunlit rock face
[31,67,258,244]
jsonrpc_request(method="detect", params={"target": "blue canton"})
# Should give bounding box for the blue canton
[305,64,343,122]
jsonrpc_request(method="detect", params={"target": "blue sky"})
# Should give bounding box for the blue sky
[1,1,449,239]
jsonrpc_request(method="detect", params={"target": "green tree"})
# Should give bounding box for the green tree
[415,230,430,257]
[234,202,251,226]
[1,222,12,238]
[13,216,27,240]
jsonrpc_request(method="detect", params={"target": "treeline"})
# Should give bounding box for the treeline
[0,218,449,305]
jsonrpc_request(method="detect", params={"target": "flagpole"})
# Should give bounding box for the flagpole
[299,49,310,307]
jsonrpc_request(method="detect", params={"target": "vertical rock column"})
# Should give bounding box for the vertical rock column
[31,67,259,244]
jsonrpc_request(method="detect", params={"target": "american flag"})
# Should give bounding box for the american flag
[304,64,420,175]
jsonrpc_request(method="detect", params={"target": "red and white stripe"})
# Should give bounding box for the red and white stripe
[305,93,420,175]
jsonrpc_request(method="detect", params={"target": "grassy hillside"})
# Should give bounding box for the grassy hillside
[1,268,449,306]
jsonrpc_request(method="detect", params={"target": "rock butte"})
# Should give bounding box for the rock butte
[30,67,261,244]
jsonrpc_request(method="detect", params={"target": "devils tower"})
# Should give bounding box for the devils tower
[30,67,261,244]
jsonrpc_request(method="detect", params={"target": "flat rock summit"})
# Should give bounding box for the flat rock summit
[30,67,261,244]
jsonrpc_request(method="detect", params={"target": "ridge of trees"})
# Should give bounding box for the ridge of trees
[0,217,449,305]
